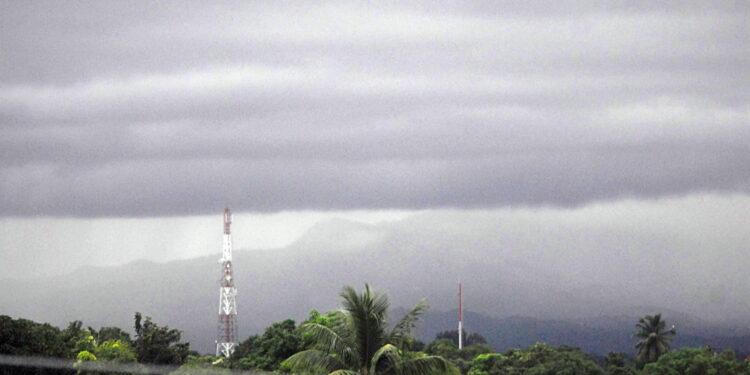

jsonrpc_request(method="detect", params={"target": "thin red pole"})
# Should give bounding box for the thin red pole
[459,283,462,322]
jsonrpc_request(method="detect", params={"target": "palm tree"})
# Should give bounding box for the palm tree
[633,313,676,367]
[286,284,458,375]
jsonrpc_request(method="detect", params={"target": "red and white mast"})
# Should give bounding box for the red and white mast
[458,283,463,350]
[216,207,238,357]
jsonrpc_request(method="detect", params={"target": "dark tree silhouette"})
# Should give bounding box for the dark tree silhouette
[633,313,675,368]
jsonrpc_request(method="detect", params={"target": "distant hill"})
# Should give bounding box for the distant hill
[405,308,750,356]
[2,216,748,355]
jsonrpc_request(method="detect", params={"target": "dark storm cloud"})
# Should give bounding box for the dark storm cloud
[1,1,748,216]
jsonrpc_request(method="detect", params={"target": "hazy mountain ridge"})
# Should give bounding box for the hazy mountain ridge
[404,309,750,356]
[2,216,748,355]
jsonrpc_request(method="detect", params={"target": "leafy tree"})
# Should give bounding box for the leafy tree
[0,315,66,358]
[641,347,750,375]
[299,310,341,350]
[460,344,494,362]
[95,340,137,363]
[285,283,458,375]
[73,329,138,375]
[232,335,260,366]
[466,353,502,375]
[633,314,675,368]
[0,316,139,375]
[604,352,627,368]
[232,319,303,371]
[74,330,97,355]
[133,312,191,365]
[92,326,132,344]
[0,315,71,375]
[604,352,636,375]
[61,320,88,358]
[467,343,603,375]
[32,322,68,359]
[424,339,460,360]
[425,337,494,374]
[303,309,334,326]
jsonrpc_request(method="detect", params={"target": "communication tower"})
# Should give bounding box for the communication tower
[458,283,463,350]
[216,207,238,357]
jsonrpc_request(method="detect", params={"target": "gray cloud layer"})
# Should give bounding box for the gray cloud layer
[1,1,748,216]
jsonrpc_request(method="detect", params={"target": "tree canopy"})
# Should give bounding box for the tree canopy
[641,347,750,375]
[232,319,302,371]
[3,301,748,375]
[133,312,192,365]
[285,284,458,375]
[467,343,604,375]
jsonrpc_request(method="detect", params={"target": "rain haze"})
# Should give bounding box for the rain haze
[1,0,749,339]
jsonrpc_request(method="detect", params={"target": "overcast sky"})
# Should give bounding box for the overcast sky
[1,2,748,280]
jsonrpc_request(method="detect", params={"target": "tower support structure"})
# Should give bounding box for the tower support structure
[458,283,463,350]
[216,207,238,357]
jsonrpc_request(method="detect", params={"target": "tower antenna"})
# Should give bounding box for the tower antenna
[216,207,238,357]
[458,282,463,350]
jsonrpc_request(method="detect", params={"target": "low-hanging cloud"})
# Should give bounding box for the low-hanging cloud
[1,1,748,217]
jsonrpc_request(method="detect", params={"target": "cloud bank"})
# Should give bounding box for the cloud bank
[1,1,748,216]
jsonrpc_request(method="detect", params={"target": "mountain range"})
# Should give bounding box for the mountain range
[1,215,748,355]
[409,309,750,357]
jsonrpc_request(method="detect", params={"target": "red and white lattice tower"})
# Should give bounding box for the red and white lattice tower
[216,207,238,357]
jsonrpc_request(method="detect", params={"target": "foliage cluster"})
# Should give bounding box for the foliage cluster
[467,343,604,375]
[642,347,750,375]
[604,352,638,375]
[1,315,69,359]
[423,338,494,373]
[232,319,301,371]
[3,288,750,375]
[133,312,192,365]
[0,313,197,375]
[284,284,458,375]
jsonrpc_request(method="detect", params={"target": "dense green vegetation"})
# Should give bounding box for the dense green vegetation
[467,343,603,375]
[132,312,192,365]
[641,347,750,375]
[285,284,457,375]
[0,313,194,374]
[2,285,749,374]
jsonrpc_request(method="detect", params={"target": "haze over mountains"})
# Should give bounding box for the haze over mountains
[0,203,750,352]
[2,201,748,355]
[413,309,750,357]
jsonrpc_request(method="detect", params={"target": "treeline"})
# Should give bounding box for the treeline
[2,285,749,374]
[225,311,750,375]
[0,313,193,374]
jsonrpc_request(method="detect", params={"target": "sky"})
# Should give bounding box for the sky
[1,2,749,281]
